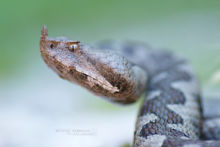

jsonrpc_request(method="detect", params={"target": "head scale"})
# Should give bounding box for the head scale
[40,26,147,104]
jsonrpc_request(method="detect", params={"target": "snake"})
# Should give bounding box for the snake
[40,26,220,147]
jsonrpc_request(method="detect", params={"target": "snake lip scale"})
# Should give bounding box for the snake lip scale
[40,26,220,147]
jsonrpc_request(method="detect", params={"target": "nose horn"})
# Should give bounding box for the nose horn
[41,25,48,40]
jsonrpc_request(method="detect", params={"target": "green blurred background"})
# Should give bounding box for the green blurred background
[0,0,220,147]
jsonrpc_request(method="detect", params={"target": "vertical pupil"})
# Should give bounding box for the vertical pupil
[69,44,78,51]
[72,45,75,50]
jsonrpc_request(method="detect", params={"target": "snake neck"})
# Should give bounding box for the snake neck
[97,41,203,146]
[135,49,202,146]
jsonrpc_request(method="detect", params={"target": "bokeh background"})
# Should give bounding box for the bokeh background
[1,1,220,147]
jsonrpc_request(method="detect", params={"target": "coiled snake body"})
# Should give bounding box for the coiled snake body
[40,26,220,147]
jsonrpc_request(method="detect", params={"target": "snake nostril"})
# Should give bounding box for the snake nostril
[50,43,54,49]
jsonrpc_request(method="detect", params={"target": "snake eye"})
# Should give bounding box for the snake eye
[69,44,79,52]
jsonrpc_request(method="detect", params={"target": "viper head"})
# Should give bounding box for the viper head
[40,26,147,103]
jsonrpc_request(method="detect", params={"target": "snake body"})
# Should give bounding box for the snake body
[40,26,220,146]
